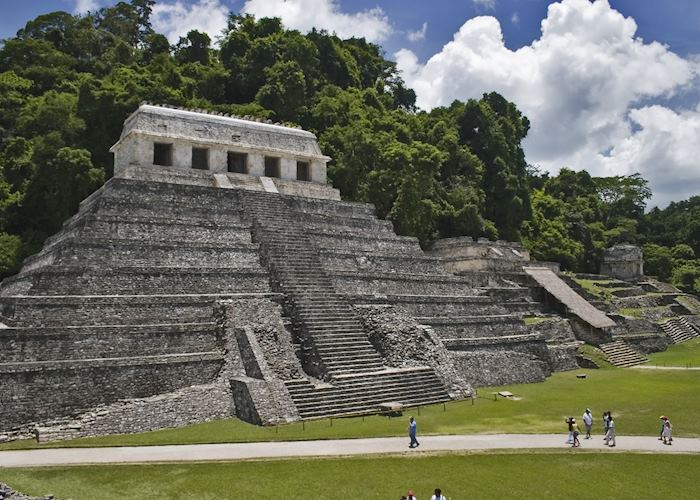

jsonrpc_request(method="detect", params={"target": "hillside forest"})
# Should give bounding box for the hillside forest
[0,1,698,293]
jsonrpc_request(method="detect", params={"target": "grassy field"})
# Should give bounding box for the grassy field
[646,337,700,367]
[3,364,699,450]
[2,451,699,499]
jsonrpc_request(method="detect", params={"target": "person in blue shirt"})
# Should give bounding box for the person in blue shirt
[408,416,419,448]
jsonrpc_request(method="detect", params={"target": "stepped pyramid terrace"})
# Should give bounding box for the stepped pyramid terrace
[1,104,699,442]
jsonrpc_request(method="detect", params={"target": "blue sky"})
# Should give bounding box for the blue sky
[1,0,700,207]
[3,1,699,60]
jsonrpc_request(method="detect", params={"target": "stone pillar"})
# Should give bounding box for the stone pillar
[248,153,265,177]
[311,161,327,184]
[209,148,227,173]
[172,141,191,169]
[280,157,296,180]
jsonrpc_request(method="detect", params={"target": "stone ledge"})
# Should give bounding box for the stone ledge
[349,293,492,304]
[330,271,478,284]
[0,292,280,305]
[0,352,222,373]
[0,321,215,337]
[443,333,546,348]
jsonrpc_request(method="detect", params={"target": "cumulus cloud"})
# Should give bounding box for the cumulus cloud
[73,0,99,13]
[601,106,700,207]
[152,0,229,44]
[407,22,428,42]
[395,0,699,207]
[241,0,392,43]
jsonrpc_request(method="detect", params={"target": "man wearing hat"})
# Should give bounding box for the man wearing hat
[582,408,593,439]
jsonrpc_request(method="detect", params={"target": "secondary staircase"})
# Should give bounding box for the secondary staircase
[659,317,700,344]
[239,189,450,416]
[600,340,648,367]
[285,368,448,419]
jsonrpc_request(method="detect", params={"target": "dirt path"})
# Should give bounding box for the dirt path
[1,434,698,468]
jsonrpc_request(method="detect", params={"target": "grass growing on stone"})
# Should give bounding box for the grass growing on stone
[577,344,613,368]
[3,452,700,499]
[4,365,700,450]
[523,316,557,325]
[571,278,607,298]
[646,337,700,367]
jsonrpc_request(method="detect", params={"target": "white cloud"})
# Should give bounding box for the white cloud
[407,22,428,42]
[73,0,99,13]
[473,0,497,10]
[241,0,392,43]
[395,0,699,207]
[600,106,700,207]
[511,12,520,24]
[152,0,229,44]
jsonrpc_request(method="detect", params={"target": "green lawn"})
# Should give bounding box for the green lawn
[3,452,699,499]
[3,365,700,450]
[646,337,700,367]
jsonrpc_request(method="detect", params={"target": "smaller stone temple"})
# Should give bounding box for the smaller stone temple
[600,244,644,281]
[111,103,331,184]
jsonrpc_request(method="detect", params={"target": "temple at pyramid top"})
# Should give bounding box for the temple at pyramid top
[110,103,331,184]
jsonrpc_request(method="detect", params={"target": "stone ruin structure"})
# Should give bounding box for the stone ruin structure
[2,104,693,443]
[599,244,644,281]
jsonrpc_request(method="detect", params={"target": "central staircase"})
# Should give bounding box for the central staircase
[240,189,450,417]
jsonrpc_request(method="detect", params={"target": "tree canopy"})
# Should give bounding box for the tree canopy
[0,2,694,292]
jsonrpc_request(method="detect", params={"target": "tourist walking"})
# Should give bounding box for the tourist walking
[658,416,666,441]
[565,416,574,444]
[431,488,446,500]
[408,416,419,448]
[661,416,673,445]
[582,408,593,439]
[606,415,616,447]
[571,418,581,447]
[603,411,610,443]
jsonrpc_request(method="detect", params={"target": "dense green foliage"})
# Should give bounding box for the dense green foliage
[522,169,652,272]
[0,1,696,286]
[639,197,700,293]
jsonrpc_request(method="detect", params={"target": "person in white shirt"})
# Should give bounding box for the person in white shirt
[606,415,616,447]
[431,488,446,500]
[583,408,593,439]
[662,417,673,445]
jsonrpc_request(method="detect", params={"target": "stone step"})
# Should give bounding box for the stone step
[600,340,648,367]
[314,340,375,349]
[291,383,445,409]
[305,322,362,330]
[297,312,356,321]
[660,317,700,344]
[294,395,450,419]
[309,326,368,335]
[286,372,441,394]
[321,353,383,364]
[316,348,380,358]
[283,369,450,418]
[288,377,444,402]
